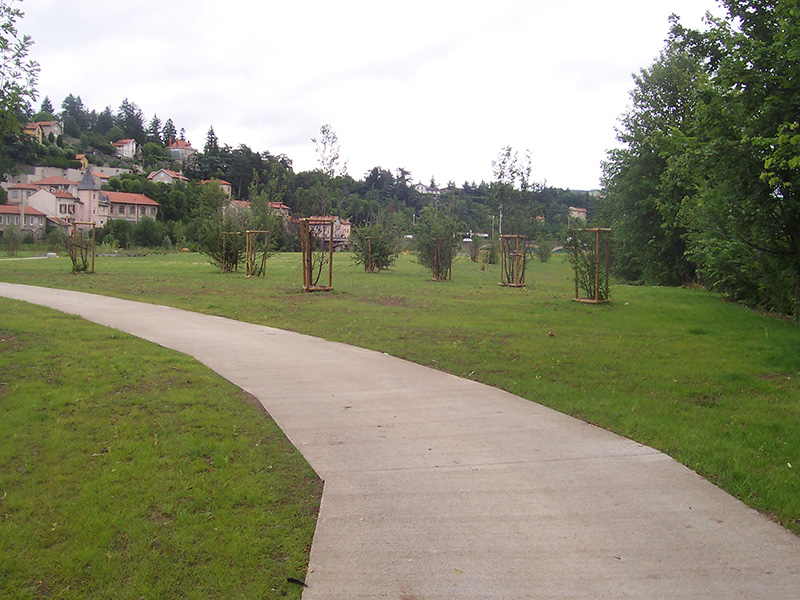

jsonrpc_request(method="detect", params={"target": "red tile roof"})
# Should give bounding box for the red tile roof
[33,176,79,186]
[0,205,46,216]
[104,191,159,207]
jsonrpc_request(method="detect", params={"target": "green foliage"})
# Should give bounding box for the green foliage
[350,223,398,272]
[101,218,133,248]
[67,228,94,273]
[2,224,20,255]
[603,4,800,316]
[131,216,164,248]
[46,227,66,252]
[566,227,610,301]
[196,183,247,270]
[534,239,554,263]
[414,207,461,281]
[0,0,39,136]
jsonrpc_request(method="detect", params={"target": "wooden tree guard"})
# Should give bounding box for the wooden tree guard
[70,221,96,273]
[499,234,526,287]
[573,227,611,304]
[301,218,334,292]
[431,238,452,281]
[365,237,377,273]
[478,248,491,271]
[245,230,270,278]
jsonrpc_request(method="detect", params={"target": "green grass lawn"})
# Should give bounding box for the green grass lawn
[1,250,799,541]
[0,298,321,599]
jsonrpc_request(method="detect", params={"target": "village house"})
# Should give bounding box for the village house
[0,204,49,240]
[168,139,196,162]
[33,175,79,196]
[201,179,232,198]
[26,188,83,225]
[103,191,159,223]
[113,138,137,159]
[269,201,291,220]
[6,183,38,204]
[148,168,189,185]
[5,171,157,230]
[306,215,351,250]
[569,206,587,221]
[22,121,63,144]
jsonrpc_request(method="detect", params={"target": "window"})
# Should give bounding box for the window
[59,204,67,214]
[68,205,75,214]
[38,217,44,225]
[129,205,135,215]
[11,190,18,199]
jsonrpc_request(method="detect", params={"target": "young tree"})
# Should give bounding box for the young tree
[350,223,398,272]
[312,124,347,177]
[414,207,462,281]
[0,0,39,136]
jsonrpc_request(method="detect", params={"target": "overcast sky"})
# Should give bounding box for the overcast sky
[21,0,722,190]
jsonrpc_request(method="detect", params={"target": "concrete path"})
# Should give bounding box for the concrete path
[2,282,799,599]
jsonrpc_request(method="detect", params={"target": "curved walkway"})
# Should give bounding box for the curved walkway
[2,282,799,599]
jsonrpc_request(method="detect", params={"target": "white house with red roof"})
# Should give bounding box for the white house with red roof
[148,168,189,184]
[113,138,137,159]
[26,188,83,225]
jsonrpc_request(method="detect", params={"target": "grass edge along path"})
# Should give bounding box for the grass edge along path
[0,298,322,600]
[0,251,799,537]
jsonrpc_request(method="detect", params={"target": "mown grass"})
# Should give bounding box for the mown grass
[0,298,321,599]
[1,251,799,536]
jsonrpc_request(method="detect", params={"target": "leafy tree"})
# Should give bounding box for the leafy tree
[674,1,800,314]
[131,216,163,247]
[101,218,133,248]
[599,39,701,285]
[0,0,39,137]
[414,207,462,281]
[350,223,398,272]
[141,141,168,168]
